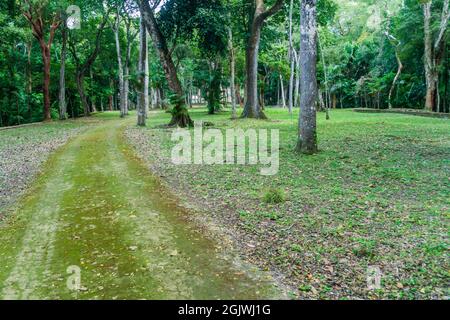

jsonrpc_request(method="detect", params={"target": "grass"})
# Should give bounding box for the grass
[0,116,280,299]
[0,119,92,216]
[127,107,450,299]
[0,120,89,151]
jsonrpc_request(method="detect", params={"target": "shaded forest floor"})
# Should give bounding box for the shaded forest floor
[0,116,282,299]
[126,108,449,299]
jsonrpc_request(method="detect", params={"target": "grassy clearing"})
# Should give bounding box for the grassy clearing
[127,107,449,299]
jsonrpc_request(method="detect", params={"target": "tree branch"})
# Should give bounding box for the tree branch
[256,0,285,25]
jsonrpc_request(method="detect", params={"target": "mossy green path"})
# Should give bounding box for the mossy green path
[0,117,280,300]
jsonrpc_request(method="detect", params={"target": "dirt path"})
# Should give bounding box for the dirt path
[0,118,281,300]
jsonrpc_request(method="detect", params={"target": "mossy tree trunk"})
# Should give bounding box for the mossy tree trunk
[139,0,193,127]
[207,60,222,115]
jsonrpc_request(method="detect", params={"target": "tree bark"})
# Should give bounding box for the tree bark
[109,78,114,111]
[139,0,193,127]
[207,60,222,114]
[42,44,52,120]
[229,25,237,119]
[26,41,33,121]
[124,15,139,116]
[318,31,330,119]
[59,19,67,120]
[423,0,450,111]
[288,0,295,113]
[279,75,287,108]
[423,2,435,111]
[76,72,89,115]
[236,84,243,107]
[124,51,130,115]
[388,45,403,109]
[137,15,147,126]
[296,0,318,154]
[112,10,126,117]
[144,28,150,118]
[294,54,301,108]
[242,0,285,119]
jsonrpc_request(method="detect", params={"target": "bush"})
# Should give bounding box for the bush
[263,188,285,204]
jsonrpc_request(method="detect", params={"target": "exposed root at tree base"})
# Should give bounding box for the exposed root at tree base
[168,113,194,128]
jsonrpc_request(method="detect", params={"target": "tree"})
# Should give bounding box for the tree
[110,5,126,117]
[241,0,285,119]
[287,0,297,114]
[296,0,318,154]
[192,4,228,115]
[137,13,147,126]
[385,32,403,110]
[138,0,193,127]
[423,0,449,112]
[69,11,110,117]
[21,0,61,121]
[59,15,68,120]
[123,11,139,116]
[229,23,237,119]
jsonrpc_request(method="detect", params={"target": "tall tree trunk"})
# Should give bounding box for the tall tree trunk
[318,88,325,111]
[388,46,403,109]
[423,2,436,111]
[144,28,150,118]
[229,25,237,119]
[139,0,193,127]
[26,41,33,121]
[137,15,147,126]
[41,45,52,121]
[296,0,318,154]
[207,60,222,115]
[242,22,263,118]
[279,75,287,108]
[124,56,130,115]
[294,54,301,107]
[236,84,243,107]
[76,72,90,116]
[444,42,449,113]
[90,68,97,112]
[242,0,285,119]
[288,0,295,113]
[124,17,138,116]
[423,0,450,111]
[112,11,126,117]
[109,78,114,111]
[318,31,330,119]
[59,19,67,120]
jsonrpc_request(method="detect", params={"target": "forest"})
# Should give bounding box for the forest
[0,0,448,129]
[0,0,448,301]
